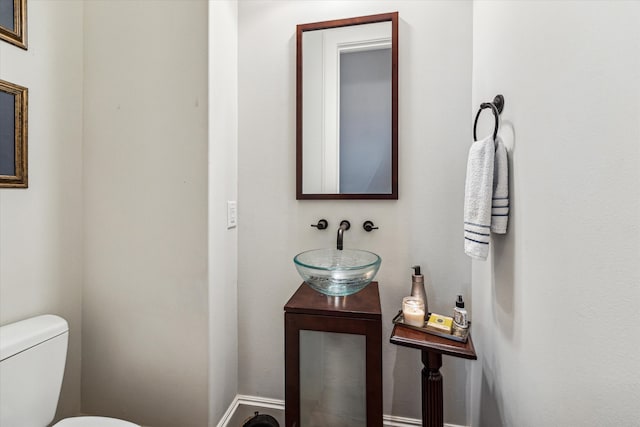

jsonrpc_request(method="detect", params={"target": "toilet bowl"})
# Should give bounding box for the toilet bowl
[0,315,140,427]
[54,416,139,427]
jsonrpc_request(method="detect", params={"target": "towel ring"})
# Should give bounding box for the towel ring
[473,94,504,142]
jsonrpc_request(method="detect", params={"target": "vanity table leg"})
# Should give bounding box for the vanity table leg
[421,351,443,427]
[365,319,383,426]
[285,313,301,427]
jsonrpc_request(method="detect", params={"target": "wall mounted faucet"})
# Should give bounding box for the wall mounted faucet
[336,220,350,250]
[363,221,379,232]
[311,219,328,230]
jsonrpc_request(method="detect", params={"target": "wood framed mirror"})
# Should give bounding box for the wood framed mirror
[0,79,28,188]
[296,12,398,200]
[0,0,27,49]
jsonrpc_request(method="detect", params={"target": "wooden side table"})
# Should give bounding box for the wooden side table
[284,282,383,427]
[390,324,477,427]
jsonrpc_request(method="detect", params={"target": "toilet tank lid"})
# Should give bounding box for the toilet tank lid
[0,315,68,361]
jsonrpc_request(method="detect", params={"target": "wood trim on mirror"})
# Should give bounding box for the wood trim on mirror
[296,12,398,200]
[0,79,28,188]
[0,0,27,50]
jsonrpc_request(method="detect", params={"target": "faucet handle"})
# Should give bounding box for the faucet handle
[363,221,379,232]
[311,219,328,230]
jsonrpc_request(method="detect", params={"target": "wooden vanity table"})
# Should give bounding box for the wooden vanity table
[390,324,477,427]
[284,282,383,427]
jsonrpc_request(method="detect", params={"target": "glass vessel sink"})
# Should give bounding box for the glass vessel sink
[293,248,381,296]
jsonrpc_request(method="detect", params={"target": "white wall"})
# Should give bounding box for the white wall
[470,1,640,426]
[6,2,634,426]
[82,1,210,426]
[209,0,239,424]
[238,1,473,423]
[0,0,83,420]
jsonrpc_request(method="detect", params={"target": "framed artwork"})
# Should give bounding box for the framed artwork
[0,0,27,49]
[0,79,28,188]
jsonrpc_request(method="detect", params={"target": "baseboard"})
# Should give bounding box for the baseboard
[383,414,422,426]
[217,394,467,427]
[216,394,285,427]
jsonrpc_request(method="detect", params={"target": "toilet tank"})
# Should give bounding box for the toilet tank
[0,315,69,427]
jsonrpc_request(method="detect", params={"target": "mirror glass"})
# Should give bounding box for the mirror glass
[300,330,366,426]
[0,90,16,176]
[296,13,398,200]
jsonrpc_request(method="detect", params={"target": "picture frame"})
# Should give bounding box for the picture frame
[0,0,27,49]
[0,79,28,188]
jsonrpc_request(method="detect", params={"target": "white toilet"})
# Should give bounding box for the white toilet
[0,315,139,427]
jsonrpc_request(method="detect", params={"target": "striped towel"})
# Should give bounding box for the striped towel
[463,136,495,260]
[491,137,509,233]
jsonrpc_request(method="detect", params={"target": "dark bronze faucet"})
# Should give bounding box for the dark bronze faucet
[336,220,350,250]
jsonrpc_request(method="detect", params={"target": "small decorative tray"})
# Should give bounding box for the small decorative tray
[392,310,470,343]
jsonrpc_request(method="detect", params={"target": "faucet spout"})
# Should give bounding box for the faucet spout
[336,220,351,250]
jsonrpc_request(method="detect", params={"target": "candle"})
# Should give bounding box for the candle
[402,296,425,327]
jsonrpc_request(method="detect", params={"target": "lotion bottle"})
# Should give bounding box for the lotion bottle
[410,266,428,317]
[453,294,469,329]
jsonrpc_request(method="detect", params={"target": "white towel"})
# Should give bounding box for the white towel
[491,137,509,233]
[464,136,495,260]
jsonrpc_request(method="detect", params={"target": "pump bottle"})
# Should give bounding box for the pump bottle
[453,294,469,329]
[410,266,428,317]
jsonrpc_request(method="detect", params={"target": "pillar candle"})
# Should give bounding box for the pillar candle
[402,296,425,327]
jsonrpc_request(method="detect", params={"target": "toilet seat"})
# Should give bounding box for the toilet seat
[53,416,139,427]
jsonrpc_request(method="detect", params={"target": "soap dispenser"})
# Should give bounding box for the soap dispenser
[452,294,469,337]
[410,266,428,316]
[453,294,469,328]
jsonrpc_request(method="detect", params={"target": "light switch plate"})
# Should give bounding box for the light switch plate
[227,201,237,229]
